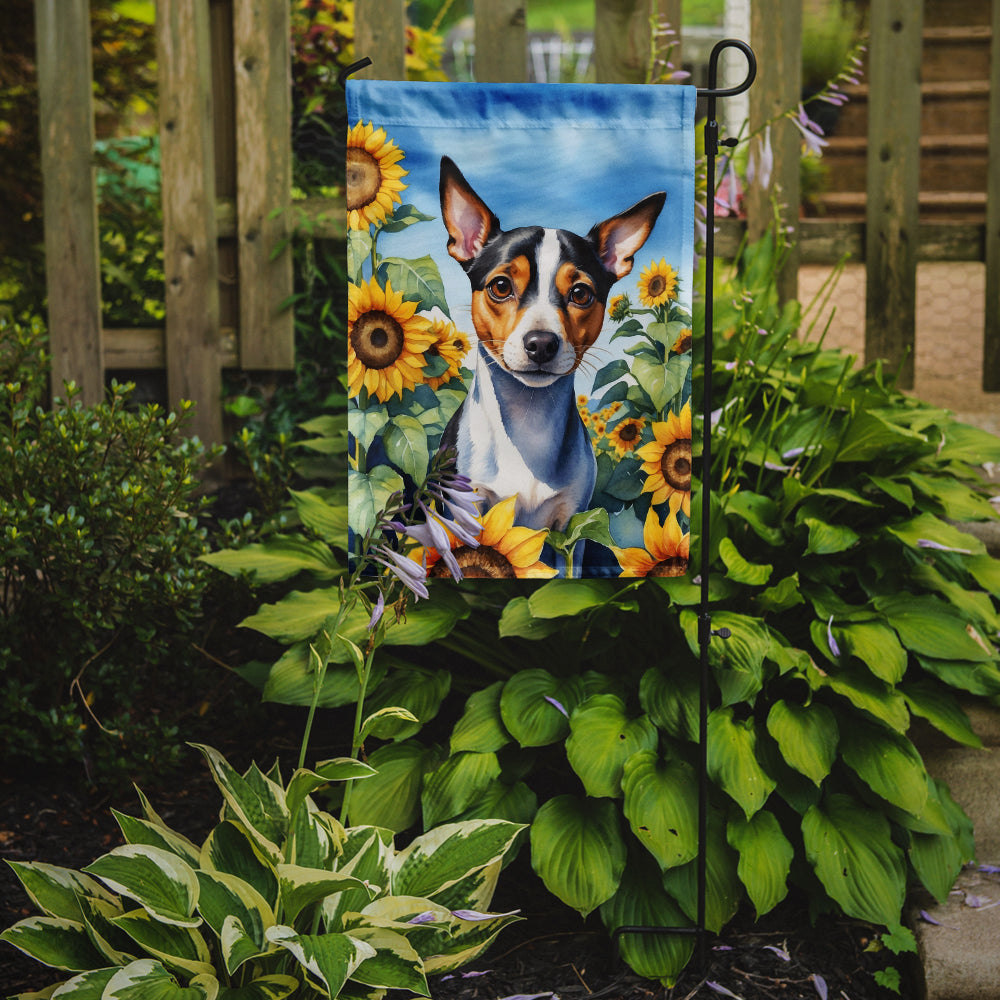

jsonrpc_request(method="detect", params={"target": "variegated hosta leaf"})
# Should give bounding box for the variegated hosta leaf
[765,700,838,786]
[102,959,218,999]
[288,802,344,870]
[839,717,929,817]
[345,926,429,995]
[706,707,776,819]
[200,822,278,910]
[726,810,793,918]
[566,695,658,799]
[276,864,375,925]
[4,861,118,922]
[621,751,699,871]
[420,751,502,829]
[195,871,274,974]
[424,859,501,915]
[450,681,511,754]
[499,670,585,747]
[214,975,300,1000]
[323,829,393,931]
[46,966,118,997]
[661,810,742,934]
[77,894,136,966]
[110,908,214,979]
[83,846,200,928]
[802,793,906,926]
[391,820,524,901]
[529,795,626,917]
[599,854,694,987]
[265,926,376,998]
[112,810,201,868]
[0,916,107,972]
[191,745,287,863]
[285,761,376,823]
[421,907,522,975]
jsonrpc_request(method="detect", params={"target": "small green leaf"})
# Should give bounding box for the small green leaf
[499,670,584,747]
[727,811,793,917]
[377,255,449,315]
[839,718,929,817]
[707,708,776,819]
[719,537,772,585]
[450,682,511,754]
[765,701,838,786]
[348,466,404,540]
[347,740,441,832]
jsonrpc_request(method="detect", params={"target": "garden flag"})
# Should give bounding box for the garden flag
[347,80,696,579]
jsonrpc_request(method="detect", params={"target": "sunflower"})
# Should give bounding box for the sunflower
[423,319,470,390]
[346,120,408,230]
[635,402,692,514]
[348,278,436,402]
[637,258,679,307]
[409,495,557,579]
[672,328,693,354]
[610,494,690,578]
[607,416,646,458]
[608,293,631,322]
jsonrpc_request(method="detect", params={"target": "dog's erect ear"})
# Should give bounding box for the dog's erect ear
[588,192,666,280]
[440,156,501,264]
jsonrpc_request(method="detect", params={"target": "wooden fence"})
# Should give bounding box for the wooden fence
[33,0,1000,446]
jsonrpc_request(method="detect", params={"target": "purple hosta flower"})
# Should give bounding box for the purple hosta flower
[367,590,385,631]
[404,500,466,580]
[919,909,958,929]
[812,974,828,1000]
[715,157,741,216]
[497,994,558,1000]
[707,982,742,999]
[917,538,973,555]
[979,864,1000,874]
[451,908,521,921]
[441,970,494,981]
[827,615,842,658]
[372,543,429,600]
[791,104,829,157]
[782,446,806,461]
[407,911,438,925]
[763,944,790,962]
[746,125,774,191]
[544,695,569,718]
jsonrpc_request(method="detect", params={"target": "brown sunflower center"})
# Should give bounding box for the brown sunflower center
[659,439,692,491]
[617,423,640,443]
[648,555,689,578]
[675,334,692,353]
[351,310,404,369]
[346,148,382,211]
[646,274,668,299]
[428,545,516,579]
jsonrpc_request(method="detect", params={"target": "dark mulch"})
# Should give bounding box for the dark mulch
[1,750,915,1000]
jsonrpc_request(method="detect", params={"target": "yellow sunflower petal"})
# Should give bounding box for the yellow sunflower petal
[498,526,550,569]
[479,496,518,548]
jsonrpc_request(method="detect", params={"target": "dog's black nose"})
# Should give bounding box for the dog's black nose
[523,330,560,364]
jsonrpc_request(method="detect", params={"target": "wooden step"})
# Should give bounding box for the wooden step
[813,190,987,222]
[922,0,992,28]
[833,80,991,138]
[922,25,993,83]
[822,134,989,193]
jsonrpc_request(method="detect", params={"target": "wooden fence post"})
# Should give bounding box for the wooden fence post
[594,0,664,84]
[233,0,294,370]
[157,0,223,445]
[864,0,923,390]
[983,0,1000,390]
[474,0,527,83]
[354,0,407,80]
[34,0,104,405]
[746,0,801,305]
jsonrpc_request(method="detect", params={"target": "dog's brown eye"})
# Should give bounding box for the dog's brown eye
[569,283,595,307]
[487,276,514,301]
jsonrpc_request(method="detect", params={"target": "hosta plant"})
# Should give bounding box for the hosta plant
[1,744,523,999]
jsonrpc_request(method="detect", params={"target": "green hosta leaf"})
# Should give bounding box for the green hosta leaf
[661,811,741,933]
[907,471,999,521]
[73,895,134,967]
[421,751,502,828]
[426,907,522,975]
[393,820,524,900]
[241,589,342,645]
[346,926,429,994]
[0,916,107,971]
[812,663,910,732]
[83,846,200,928]
[347,740,442,832]
[191,746,287,863]
[323,830,394,930]
[200,822,278,910]
[216,975,299,1000]
[453,779,538,827]
[112,812,201,868]
[277,865,374,925]
[363,667,451,740]
[727,811,793,918]
[835,621,908,684]
[967,553,1000,597]
[377,255,449,315]
[348,466,404,540]
[566,695,658,798]
[5,862,117,922]
[707,708,776,818]
[755,573,805,614]
[725,490,784,545]
[499,670,585,747]
[901,680,982,748]
[383,415,430,483]
[765,700,838,786]
[450,682,511,754]
[621,751,698,871]
[265,926,375,998]
[103,959,218,1000]
[497,597,565,639]
[199,536,339,585]
[909,820,966,906]
[526,579,619,618]
[916,655,1000,697]
[874,594,995,662]
[718,537,772,585]
[530,795,626,917]
[111,909,214,978]
[680,610,770,706]
[288,488,348,545]
[639,665,699,742]
[802,793,906,926]
[834,410,927,463]
[599,853,694,987]
[839,718,928,817]
[803,517,859,556]
[886,512,985,556]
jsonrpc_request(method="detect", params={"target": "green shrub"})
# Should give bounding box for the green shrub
[1,743,524,998]
[0,316,220,783]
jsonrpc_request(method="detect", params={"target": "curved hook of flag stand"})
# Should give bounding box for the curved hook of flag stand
[339,39,758,975]
[612,38,756,973]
